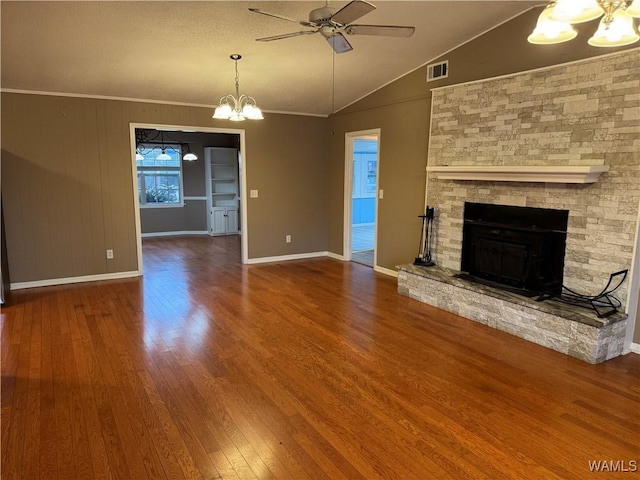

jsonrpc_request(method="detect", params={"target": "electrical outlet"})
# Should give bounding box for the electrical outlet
[106,249,114,259]
[285,235,291,243]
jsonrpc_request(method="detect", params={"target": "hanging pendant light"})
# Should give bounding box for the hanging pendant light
[182,144,198,161]
[155,131,171,161]
[213,54,263,122]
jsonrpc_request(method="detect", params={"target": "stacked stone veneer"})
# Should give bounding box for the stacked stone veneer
[427,49,640,308]
[398,264,627,364]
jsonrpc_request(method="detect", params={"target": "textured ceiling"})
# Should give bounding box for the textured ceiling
[1,1,538,116]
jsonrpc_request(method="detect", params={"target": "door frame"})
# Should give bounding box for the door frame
[129,123,248,272]
[343,128,381,265]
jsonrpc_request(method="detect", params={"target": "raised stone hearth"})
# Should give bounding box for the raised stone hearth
[397,264,627,364]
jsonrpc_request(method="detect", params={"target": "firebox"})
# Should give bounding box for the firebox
[460,202,569,297]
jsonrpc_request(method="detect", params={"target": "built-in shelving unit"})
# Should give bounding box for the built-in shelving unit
[205,148,239,235]
[426,165,610,184]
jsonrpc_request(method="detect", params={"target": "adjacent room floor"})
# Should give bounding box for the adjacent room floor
[351,223,374,267]
[2,235,639,479]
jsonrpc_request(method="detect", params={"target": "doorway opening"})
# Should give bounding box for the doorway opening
[344,130,380,268]
[129,123,248,273]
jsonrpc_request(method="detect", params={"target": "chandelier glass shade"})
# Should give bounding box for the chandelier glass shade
[156,150,172,161]
[528,0,640,47]
[528,5,578,44]
[213,54,263,122]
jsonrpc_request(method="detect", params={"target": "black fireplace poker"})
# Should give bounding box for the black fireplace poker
[414,206,435,267]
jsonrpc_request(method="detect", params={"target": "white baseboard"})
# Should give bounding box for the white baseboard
[142,230,208,238]
[629,343,640,355]
[302,250,397,277]
[327,251,346,261]
[7,254,398,290]
[246,251,330,265]
[10,270,141,291]
[374,265,398,278]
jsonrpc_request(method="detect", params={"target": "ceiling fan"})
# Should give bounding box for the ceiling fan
[249,0,415,54]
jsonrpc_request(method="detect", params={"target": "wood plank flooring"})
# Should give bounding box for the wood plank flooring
[2,235,639,479]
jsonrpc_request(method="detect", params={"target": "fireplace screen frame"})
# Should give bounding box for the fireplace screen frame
[460,202,569,296]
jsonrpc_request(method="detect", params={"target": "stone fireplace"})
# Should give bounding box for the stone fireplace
[397,50,639,363]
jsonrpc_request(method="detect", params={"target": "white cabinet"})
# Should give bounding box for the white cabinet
[205,147,240,236]
[211,207,238,235]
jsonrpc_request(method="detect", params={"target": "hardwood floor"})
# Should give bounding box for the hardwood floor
[2,235,639,479]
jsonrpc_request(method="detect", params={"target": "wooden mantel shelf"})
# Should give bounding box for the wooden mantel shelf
[426,165,610,184]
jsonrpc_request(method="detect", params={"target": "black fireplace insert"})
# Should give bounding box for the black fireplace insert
[460,202,569,297]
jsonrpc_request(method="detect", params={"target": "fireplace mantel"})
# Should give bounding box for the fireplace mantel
[426,165,609,184]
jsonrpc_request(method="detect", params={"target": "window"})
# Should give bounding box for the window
[136,143,183,207]
[352,140,378,199]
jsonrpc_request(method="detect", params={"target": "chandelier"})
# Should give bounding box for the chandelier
[213,54,263,121]
[528,0,640,47]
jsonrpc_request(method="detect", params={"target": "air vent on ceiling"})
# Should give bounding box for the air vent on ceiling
[427,60,448,82]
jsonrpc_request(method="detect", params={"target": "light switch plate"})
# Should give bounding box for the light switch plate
[250,190,258,198]
[379,189,384,199]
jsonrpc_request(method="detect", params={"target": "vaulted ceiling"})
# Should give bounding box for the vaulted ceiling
[1,1,539,116]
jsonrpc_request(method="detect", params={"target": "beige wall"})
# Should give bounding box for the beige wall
[140,201,208,234]
[328,100,430,269]
[246,116,329,259]
[1,94,328,283]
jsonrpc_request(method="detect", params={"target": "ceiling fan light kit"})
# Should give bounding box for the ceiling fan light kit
[213,54,264,122]
[528,0,640,47]
[249,0,415,54]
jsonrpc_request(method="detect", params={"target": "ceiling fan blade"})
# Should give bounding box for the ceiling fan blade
[346,24,415,37]
[256,30,318,42]
[248,8,314,27]
[326,32,353,54]
[330,0,376,25]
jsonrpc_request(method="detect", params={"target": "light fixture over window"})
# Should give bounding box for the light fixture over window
[182,150,198,162]
[135,129,199,162]
[528,0,640,47]
[213,54,263,122]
